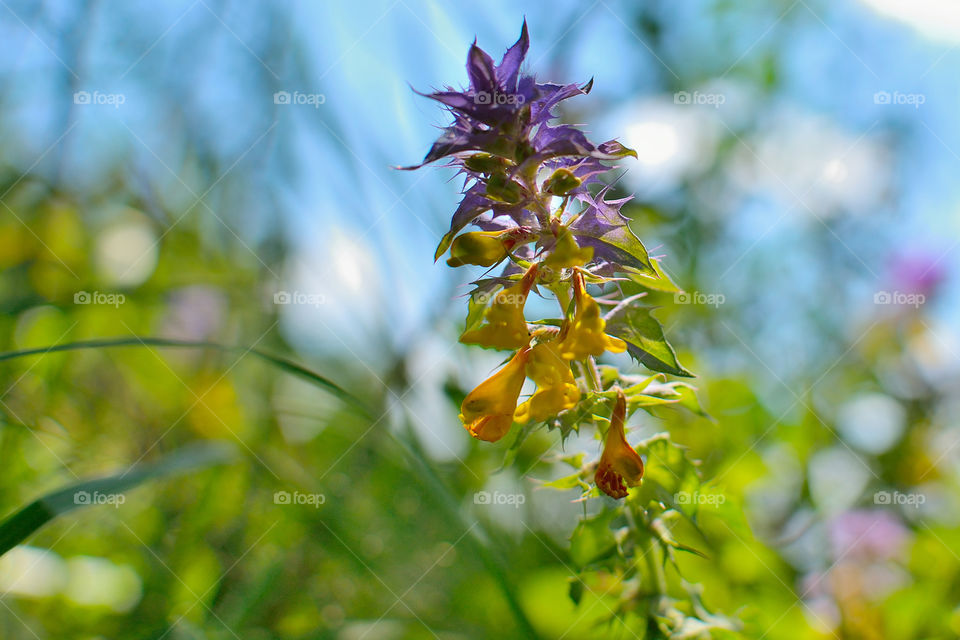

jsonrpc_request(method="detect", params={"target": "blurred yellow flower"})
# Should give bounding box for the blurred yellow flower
[514,337,581,423]
[461,264,538,350]
[595,388,644,499]
[459,346,531,442]
[557,270,626,360]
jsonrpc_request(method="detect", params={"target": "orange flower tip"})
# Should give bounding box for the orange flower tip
[595,462,629,499]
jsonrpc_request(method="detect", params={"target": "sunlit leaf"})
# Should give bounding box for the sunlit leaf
[604,304,692,377]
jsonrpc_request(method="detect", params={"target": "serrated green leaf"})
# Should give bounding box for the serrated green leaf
[628,258,681,293]
[672,383,711,419]
[641,381,710,419]
[541,473,590,491]
[633,434,700,519]
[604,304,693,377]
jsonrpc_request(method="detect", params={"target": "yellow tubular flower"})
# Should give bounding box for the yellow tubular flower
[557,270,627,360]
[595,389,644,499]
[459,346,531,442]
[514,337,581,423]
[460,264,538,350]
[542,227,593,270]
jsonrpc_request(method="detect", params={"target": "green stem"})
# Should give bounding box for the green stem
[630,509,666,596]
[585,356,603,392]
[521,174,553,229]
[552,282,571,316]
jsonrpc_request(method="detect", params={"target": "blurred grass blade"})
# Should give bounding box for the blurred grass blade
[0,442,236,557]
[391,427,542,640]
[0,337,370,416]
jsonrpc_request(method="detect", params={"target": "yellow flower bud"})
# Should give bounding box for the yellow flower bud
[447,231,509,267]
[459,346,531,442]
[595,389,644,499]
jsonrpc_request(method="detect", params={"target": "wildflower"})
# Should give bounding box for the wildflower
[557,270,627,360]
[461,264,538,350]
[595,389,644,499]
[514,336,581,423]
[446,227,534,268]
[459,346,531,442]
[542,227,593,271]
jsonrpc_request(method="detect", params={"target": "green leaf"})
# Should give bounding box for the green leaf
[571,225,655,278]
[641,381,711,420]
[650,515,708,559]
[498,421,536,472]
[567,577,584,606]
[569,509,619,569]
[633,434,700,519]
[604,303,692,377]
[559,452,585,470]
[628,258,681,293]
[541,473,590,491]
[671,383,711,419]
[463,288,496,335]
[627,393,681,409]
[0,443,236,557]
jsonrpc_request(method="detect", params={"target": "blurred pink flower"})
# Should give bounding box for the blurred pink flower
[828,509,909,562]
[889,250,946,298]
